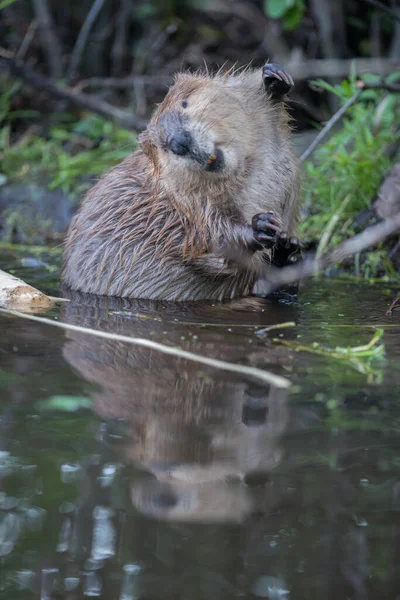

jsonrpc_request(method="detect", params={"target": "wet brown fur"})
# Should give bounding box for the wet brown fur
[62,65,301,301]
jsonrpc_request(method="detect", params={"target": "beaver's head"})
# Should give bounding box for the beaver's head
[139,69,277,179]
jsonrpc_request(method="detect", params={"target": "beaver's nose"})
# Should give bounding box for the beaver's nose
[168,130,192,156]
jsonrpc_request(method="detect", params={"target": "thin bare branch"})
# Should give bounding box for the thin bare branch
[362,0,400,22]
[77,60,400,91]
[286,57,400,80]
[356,78,400,92]
[0,309,291,389]
[258,213,400,295]
[16,20,38,60]
[111,0,131,76]
[1,55,145,130]
[66,0,107,83]
[32,0,63,78]
[309,0,337,59]
[300,89,363,161]
[386,297,400,315]
[76,75,172,90]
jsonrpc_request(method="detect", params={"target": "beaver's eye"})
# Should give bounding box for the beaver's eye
[181,101,188,108]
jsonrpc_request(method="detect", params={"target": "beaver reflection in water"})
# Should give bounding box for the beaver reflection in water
[62,64,301,301]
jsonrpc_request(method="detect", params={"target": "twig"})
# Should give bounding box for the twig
[300,78,400,161]
[285,57,400,80]
[356,79,400,92]
[32,0,63,79]
[66,0,107,83]
[16,20,38,60]
[362,0,400,22]
[111,0,131,76]
[259,212,400,295]
[1,55,145,130]
[385,296,400,317]
[0,309,291,389]
[76,60,400,92]
[309,0,337,59]
[386,297,400,315]
[300,89,363,161]
[76,75,172,90]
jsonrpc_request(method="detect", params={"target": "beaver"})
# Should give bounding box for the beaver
[61,63,301,301]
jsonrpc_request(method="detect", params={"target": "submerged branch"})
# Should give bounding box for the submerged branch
[0,309,291,389]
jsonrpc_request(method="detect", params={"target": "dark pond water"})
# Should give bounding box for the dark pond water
[0,248,400,600]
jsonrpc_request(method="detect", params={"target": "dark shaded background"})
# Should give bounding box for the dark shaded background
[1,0,399,129]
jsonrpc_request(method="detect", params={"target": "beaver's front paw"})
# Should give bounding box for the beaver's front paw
[271,231,302,268]
[252,212,282,249]
[263,63,294,100]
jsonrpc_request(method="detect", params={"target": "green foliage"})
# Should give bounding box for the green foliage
[0,0,18,10]
[36,395,93,412]
[0,96,136,197]
[264,0,305,30]
[301,74,400,273]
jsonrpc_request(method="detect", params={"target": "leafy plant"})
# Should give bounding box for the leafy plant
[0,108,136,196]
[264,0,305,30]
[301,73,400,276]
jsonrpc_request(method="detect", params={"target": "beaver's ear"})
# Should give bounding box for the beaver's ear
[139,130,159,167]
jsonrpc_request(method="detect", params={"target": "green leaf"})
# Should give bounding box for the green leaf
[0,0,17,10]
[264,0,294,19]
[283,3,304,30]
[36,395,92,412]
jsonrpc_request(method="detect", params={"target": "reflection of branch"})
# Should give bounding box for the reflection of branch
[1,55,145,130]
[260,213,400,295]
[362,0,400,22]
[66,0,107,82]
[0,310,291,389]
[300,78,400,161]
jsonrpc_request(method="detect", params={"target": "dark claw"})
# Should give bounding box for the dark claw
[251,212,282,249]
[263,63,294,100]
[272,232,302,268]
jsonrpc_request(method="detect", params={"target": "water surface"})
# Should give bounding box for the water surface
[0,248,399,599]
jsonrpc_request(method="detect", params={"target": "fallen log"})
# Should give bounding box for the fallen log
[0,269,54,311]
